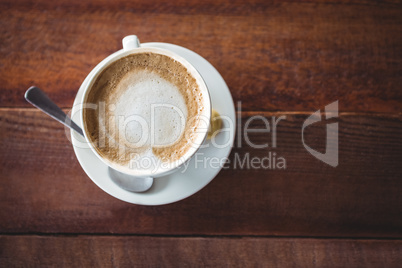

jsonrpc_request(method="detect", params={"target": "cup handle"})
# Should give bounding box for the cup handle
[122,35,140,51]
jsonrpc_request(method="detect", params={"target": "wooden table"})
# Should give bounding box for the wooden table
[1,0,401,266]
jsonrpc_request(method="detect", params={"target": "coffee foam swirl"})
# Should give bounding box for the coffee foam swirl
[111,70,188,149]
[84,52,205,174]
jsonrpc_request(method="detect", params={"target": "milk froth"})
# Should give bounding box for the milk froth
[83,51,206,175]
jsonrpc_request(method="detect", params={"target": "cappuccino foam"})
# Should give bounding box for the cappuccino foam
[84,52,205,174]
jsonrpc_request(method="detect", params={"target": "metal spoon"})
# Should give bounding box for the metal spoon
[24,86,153,192]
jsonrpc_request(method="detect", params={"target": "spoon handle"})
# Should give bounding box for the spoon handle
[24,86,84,137]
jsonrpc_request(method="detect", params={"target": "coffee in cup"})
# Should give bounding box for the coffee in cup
[83,49,209,175]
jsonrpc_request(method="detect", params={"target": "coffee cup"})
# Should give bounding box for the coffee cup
[79,35,212,178]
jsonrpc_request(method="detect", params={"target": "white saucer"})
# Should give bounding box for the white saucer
[71,43,236,205]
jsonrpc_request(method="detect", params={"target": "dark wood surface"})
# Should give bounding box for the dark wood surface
[1,236,402,267]
[1,0,401,266]
[1,110,401,237]
[1,0,401,112]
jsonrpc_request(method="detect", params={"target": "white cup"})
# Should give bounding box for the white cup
[79,35,211,178]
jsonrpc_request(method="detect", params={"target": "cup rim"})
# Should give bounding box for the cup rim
[80,46,212,177]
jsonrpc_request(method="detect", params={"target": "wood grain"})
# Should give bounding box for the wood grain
[1,235,401,267]
[1,109,401,237]
[1,1,401,264]
[0,1,401,112]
